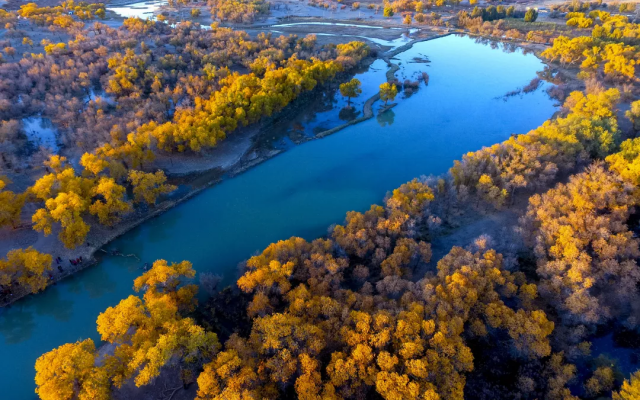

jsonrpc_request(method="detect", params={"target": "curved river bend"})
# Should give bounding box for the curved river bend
[0,35,557,399]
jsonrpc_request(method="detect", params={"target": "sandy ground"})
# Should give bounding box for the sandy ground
[151,126,258,175]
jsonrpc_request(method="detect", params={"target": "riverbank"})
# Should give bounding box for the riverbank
[0,53,390,307]
[0,27,572,308]
[0,32,563,399]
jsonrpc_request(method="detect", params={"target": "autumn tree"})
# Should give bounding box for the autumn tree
[89,177,132,226]
[524,8,538,22]
[196,343,268,399]
[98,259,219,387]
[542,31,637,81]
[626,100,640,131]
[35,258,217,398]
[606,137,640,186]
[451,88,620,208]
[128,170,176,205]
[476,174,507,208]
[0,176,25,229]
[585,366,615,397]
[35,339,110,400]
[339,78,362,107]
[0,247,52,293]
[520,163,640,326]
[30,156,95,248]
[379,82,398,105]
[199,182,554,399]
[613,370,640,400]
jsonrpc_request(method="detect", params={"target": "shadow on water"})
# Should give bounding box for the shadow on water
[147,209,182,244]
[80,265,119,299]
[32,287,74,321]
[255,58,389,149]
[339,106,361,122]
[0,305,35,344]
[376,109,395,127]
[268,145,388,203]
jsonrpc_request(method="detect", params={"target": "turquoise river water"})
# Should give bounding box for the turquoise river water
[0,35,557,398]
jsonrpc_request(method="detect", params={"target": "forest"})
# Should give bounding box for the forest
[0,0,640,399]
[35,81,640,400]
[0,3,371,300]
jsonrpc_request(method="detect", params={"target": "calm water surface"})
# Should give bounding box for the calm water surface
[0,35,557,399]
[22,117,59,153]
[107,0,166,19]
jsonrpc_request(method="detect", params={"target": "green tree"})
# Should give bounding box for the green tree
[524,8,538,22]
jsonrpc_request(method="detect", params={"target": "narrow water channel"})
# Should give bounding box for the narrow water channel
[0,35,557,399]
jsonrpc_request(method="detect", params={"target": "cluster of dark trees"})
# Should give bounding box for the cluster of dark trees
[470,5,518,21]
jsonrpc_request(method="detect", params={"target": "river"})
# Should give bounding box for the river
[0,35,556,399]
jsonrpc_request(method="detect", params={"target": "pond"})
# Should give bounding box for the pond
[107,0,167,19]
[0,35,557,399]
[22,117,59,153]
